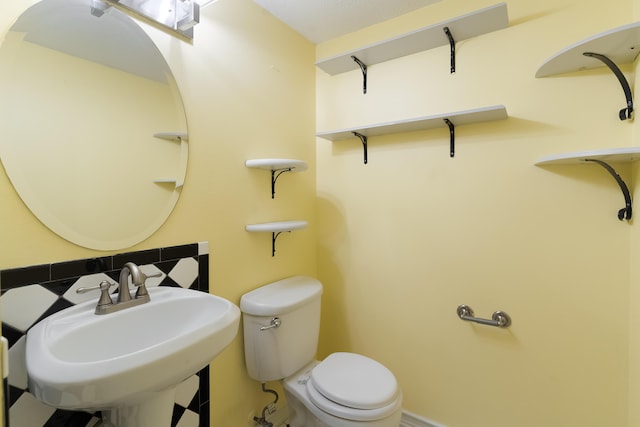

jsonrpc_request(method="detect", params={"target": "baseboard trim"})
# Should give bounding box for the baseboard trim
[268,406,445,427]
[401,410,447,427]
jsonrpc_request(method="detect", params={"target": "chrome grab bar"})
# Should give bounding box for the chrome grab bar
[457,304,511,328]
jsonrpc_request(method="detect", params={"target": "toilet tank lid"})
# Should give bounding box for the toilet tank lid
[240,276,323,316]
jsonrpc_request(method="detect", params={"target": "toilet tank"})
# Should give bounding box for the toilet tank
[240,276,323,382]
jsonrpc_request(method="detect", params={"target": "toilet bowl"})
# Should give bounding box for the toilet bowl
[240,276,403,427]
[284,356,403,427]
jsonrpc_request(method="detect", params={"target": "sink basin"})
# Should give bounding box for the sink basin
[26,286,240,426]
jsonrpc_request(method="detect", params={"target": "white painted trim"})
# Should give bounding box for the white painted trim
[198,241,209,255]
[270,406,446,427]
[401,410,448,427]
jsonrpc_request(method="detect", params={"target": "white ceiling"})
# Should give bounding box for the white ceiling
[251,0,442,44]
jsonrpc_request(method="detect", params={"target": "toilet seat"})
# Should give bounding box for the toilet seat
[306,352,401,421]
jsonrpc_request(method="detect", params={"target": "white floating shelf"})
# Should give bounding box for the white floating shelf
[316,105,507,141]
[536,22,640,77]
[246,158,308,198]
[245,220,308,233]
[153,179,183,189]
[245,158,308,172]
[535,147,640,222]
[246,220,308,256]
[535,147,640,165]
[316,105,507,163]
[152,132,188,189]
[315,3,508,75]
[153,132,188,142]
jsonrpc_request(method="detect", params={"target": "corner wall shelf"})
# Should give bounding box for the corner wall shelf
[536,22,640,120]
[315,3,508,93]
[153,132,188,142]
[246,220,308,256]
[245,159,308,198]
[153,178,183,189]
[535,147,640,221]
[153,132,188,189]
[316,105,507,164]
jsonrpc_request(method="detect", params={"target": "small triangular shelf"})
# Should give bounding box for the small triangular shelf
[535,147,640,222]
[152,131,188,190]
[246,159,308,198]
[536,22,640,77]
[245,159,308,171]
[245,220,308,233]
[535,23,640,121]
[246,220,308,256]
[535,147,640,165]
[153,132,188,142]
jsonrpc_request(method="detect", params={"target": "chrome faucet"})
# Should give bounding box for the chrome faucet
[118,262,150,303]
[76,262,162,315]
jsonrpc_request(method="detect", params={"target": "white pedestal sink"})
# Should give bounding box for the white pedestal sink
[26,286,240,427]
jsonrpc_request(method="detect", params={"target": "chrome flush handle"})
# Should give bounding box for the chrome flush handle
[260,317,281,331]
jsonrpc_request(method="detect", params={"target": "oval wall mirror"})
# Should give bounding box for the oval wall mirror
[0,0,188,250]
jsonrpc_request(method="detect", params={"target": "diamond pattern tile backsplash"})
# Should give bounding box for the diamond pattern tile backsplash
[0,242,211,427]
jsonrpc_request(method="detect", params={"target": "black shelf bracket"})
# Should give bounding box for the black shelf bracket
[443,118,455,157]
[585,158,632,221]
[270,168,292,199]
[443,27,456,74]
[353,131,368,164]
[351,55,368,94]
[271,231,290,257]
[582,52,634,120]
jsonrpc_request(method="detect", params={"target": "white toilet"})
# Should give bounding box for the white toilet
[240,276,403,427]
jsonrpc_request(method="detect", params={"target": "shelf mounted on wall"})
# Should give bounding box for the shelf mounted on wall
[443,118,455,157]
[584,158,632,220]
[535,147,640,221]
[536,22,640,121]
[443,26,456,74]
[351,56,368,94]
[245,159,308,198]
[153,132,188,142]
[245,220,308,256]
[582,52,633,120]
[315,3,508,91]
[153,132,188,189]
[316,105,507,164]
[352,132,368,164]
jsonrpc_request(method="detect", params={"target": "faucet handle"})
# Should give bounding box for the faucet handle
[76,280,116,309]
[143,272,163,280]
[134,271,162,298]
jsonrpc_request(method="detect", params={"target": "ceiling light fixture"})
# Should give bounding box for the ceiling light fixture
[98,0,201,40]
[195,0,219,7]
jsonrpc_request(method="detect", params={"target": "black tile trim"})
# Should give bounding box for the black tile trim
[51,257,112,281]
[161,244,198,261]
[198,254,209,292]
[0,264,50,290]
[112,249,160,268]
[1,244,205,291]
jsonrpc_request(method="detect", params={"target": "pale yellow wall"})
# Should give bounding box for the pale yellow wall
[316,0,633,426]
[3,0,640,426]
[0,0,316,426]
[630,2,640,427]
